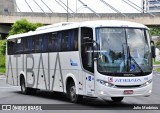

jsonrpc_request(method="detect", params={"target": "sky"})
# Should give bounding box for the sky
[15,0,142,13]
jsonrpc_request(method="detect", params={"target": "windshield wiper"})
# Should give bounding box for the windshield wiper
[127,46,144,76]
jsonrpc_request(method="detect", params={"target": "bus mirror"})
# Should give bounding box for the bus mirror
[93,45,98,60]
[83,41,99,60]
[85,44,93,68]
[151,41,156,58]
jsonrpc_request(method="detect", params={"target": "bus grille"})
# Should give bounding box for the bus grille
[115,85,141,88]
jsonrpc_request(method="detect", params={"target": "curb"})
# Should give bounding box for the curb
[0,74,6,78]
[153,65,160,67]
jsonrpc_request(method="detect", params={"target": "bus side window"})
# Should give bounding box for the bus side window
[62,30,68,51]
[68,30,72,51]
[48,33,52,52]
[28,37,33,54]
[60,28,78,52]
[68,28,78,51]
[57,32,62,52]
[41,34,47,52]
[34,35,41,53]
[74,29,78,51]
[47,33,58,52]
[7,39,16,55]
[23,37,29,54]
[52,33,58,52]
[81,27,94,73]
[16,38,23,54]
[39,37,43,53]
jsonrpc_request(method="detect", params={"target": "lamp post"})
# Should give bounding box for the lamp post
[75,4,87,13]
[67,0,68,22]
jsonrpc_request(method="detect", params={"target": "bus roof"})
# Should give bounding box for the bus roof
[7,20,148,40]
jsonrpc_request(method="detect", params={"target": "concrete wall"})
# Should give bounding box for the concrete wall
[0,25,10,33]
[0,13,159,26]
[0,0,16,14]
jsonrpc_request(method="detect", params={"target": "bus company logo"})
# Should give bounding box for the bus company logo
[70,59,78,66]
[108,77,113,83]
[115,78,141,83]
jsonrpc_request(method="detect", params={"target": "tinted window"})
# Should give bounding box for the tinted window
[47,33,58,52]
[16,38,23,54]
[68,29,78,51]
[7,39,16,55]
[23,37,29,54]
[61,28,78,52]
[81,27,94,73]
[7,28,79,55]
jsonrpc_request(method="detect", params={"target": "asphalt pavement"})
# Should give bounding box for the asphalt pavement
[0,72,160,113]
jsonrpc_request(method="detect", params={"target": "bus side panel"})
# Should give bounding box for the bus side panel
[6,55,18,86]
[25,54,34,88]
[59,52,83,94]
[49,52,63,92]
[25,53,49,90]
[35,53,49,90]
[85,73,95,96]
[6,55,13,85]
[17,54,23,86]
[78,70,84,95]
[24,52,64,91]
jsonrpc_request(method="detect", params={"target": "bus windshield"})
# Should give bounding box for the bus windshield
[96,28,152,75]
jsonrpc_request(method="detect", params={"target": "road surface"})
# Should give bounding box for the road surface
[0,72,160,113]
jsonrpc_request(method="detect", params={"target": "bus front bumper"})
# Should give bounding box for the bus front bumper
[96,83,152,99]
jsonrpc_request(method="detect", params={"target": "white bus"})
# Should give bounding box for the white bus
[6,20,155,103]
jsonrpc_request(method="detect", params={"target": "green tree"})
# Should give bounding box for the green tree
[1,19,43,54]
[8,18,43,36]
[150,27,160,36]
[150,27,160,49]
[0,19,43,69]
[0,34,2,40]
[0,19,43,54]
[0,40,6,68]
[0,40,6,55]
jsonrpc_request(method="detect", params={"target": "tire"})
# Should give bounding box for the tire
[67,82,83,103]
[20,77,28,94]
[111,97,124,102]
[20,77,35,95]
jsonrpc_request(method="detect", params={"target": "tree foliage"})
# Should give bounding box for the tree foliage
[149,27,160,49]
[8,18,43,36]
[150,27,160,36]
[0,19,43,56]
[0,40,6,55]
[156,40,160,48]
[0,40,6,67]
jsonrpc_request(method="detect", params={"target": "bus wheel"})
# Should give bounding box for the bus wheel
[20,77,32,94]
[20,77,27,94]
[111,97,124,102]
[67,82,83,103]
[20,77,36,95]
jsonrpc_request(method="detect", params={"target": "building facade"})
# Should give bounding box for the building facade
[0,0,16,14]
[142,0,160,13]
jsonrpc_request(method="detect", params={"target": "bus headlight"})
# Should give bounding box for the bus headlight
[97,79,115,87]
[140,79,152,87]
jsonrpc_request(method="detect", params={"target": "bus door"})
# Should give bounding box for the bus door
[81,27,95,96]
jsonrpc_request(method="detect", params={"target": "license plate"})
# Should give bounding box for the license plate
[124,90,133,95]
